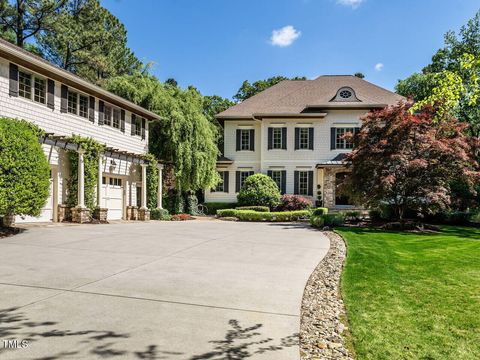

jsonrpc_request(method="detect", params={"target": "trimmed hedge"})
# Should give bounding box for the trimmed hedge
[203,202,238,215]
[310,212,346,228]
[237,174,281,209]
[312,207,329,216]
[235,206,270,212]
[217,209,310,222]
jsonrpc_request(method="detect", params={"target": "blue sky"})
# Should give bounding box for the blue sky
[103,0,480,99]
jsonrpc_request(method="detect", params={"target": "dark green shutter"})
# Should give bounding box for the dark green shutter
[88,96,95,123]
[309,128,314,150]
[9,63,18,97]
[235,171,241,192]
[60,85,68,113]
[98,100,105,125]
[267,170,273,178]
[294,171,299,195]
[281,170,287,194]
[224,172,230,193]
[120,110,126,133]
[249,129,255,151]
[295,128,300,150]
[282,127,287,150]
[141,118,146,140]
[308,171,314,196]
[131,114,136,135]
[236,129,241,151]
[47,79,55,109]
[268,128,273,150]
[331,128,336,150]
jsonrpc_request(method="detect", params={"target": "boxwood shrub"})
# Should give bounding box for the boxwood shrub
[217,209,310,222]
[151,208,171,221]
[310,212,346,228]
[204,202,238,215]
[312,207,329,216]
[310,215,325,228]
[235,206,270,212]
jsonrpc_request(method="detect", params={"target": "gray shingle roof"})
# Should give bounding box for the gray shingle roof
[217,75,404,119]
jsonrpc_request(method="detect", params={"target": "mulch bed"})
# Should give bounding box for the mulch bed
[300,231,354,360]
[0,226,23,238]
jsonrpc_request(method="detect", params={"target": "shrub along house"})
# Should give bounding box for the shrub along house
[206,75,403,209]
[0,38,163,223]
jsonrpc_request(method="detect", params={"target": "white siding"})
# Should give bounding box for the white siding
[206,110,365,204]
[0,58,148,154]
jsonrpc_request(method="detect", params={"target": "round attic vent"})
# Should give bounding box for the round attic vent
[339,89,353,99]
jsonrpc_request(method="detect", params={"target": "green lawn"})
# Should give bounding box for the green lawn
[338,226,480,360]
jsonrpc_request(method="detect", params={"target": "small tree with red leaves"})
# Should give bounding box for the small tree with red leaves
[343,101,479,221]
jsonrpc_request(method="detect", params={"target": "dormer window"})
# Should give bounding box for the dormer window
[331,87,360,102]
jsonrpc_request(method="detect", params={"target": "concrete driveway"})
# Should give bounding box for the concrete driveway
[0,220,329,360]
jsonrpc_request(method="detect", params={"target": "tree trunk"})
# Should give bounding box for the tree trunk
[2,213,15,227]
[16,0,24,48]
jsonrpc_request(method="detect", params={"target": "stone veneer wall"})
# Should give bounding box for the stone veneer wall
[323,167,348,208]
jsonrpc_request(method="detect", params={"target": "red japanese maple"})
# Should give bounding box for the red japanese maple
[344,102,479,220]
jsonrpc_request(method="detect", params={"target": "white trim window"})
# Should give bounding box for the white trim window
[19,70,46,105]
[335,128,354,149]
[112,108,121,129]
[67,90,78,115]
[104,104,121,129]
[79,94,89,118]
[215,171,228,192]
[134,116,141,136]
[299,171,309,196]
[271,170,282,190]
[240,129,251,151]
[299,128,310,149]
[272,128,283,149]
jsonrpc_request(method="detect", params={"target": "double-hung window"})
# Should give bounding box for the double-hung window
[272,128,282,149]
[215,171,229,192]
[79,95,89,118]
[239,171,250,189]
[19,70,46,105]
[67,91,78,115]
[298,171,309,196]
[134,117,141,136]
[104,105,112,126]
[271,170,283,190]
[299,128,310,149]
[240,130,251,150]
[112,108,120,129]
[335,128,354,149]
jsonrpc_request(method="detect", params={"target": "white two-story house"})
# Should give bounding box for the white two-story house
[205,75,403,209]
[0,38,163,223]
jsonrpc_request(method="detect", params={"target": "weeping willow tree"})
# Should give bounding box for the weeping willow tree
[106,72,220,194]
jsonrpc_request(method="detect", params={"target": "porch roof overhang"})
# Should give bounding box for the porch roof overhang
[316,153,350,167]
[40,134,152,165]
[216,156,234,165]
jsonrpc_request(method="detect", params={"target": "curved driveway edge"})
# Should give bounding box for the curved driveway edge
[0,220,329,359]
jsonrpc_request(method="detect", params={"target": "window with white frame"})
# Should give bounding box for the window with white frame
[67,90,78,115]
[79,94,89,118]
[272,128,283,149]
[271,170,283,190]
[134,117,141,136]
[112,108,120,129]
[104,105,112,126]
[215,171,227,192]
[335,128,355,149]
[19,70,46,105]
[299,128,310,149]
[33,77,46,104]
[240,129,251,150]
[299,171,309,196]
[240,171,250,189]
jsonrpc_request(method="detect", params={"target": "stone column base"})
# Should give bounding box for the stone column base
[138,208,150,221]
[93,208,108,222]
[126,206,139,221]
[58,204,72,222]
[71,207,91,223]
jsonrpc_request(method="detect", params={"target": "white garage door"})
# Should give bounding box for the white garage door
[16,170,54,223]
[101,176,124,220]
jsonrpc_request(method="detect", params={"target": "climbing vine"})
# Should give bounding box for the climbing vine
[66,135,105,211]
[145,153,160,210]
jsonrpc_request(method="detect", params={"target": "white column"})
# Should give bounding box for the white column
[140,163,148,210]
[77,149,85,208]
[97,155,103,207]
[157,164,164,209]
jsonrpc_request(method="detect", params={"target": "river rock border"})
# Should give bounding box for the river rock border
[300,231,354,360]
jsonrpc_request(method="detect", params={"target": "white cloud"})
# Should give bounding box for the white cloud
[375,63,384,71]
[336,0,364,9]
[270,25,301,47]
